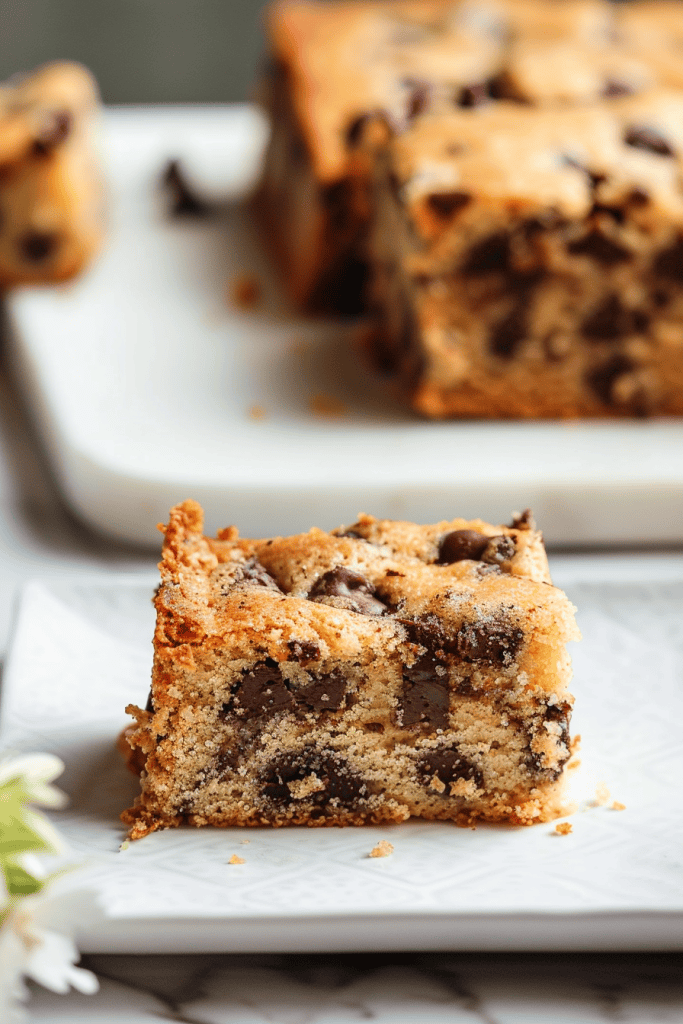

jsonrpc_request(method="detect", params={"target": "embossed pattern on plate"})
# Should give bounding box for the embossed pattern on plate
[1,570,682,952]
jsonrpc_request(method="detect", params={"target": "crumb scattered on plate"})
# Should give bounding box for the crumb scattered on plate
[593,782,611,806]
[309,392,347,418]
[248,404,267,420]
[231,274,260,309]
[369,840,394,858]
[554,822,573,835]
[611,801,626,811]
[240,839,251,845]
[228,854,245,865]
[119,839,130,852]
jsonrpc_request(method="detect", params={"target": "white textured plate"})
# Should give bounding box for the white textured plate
[6,105,683,549]
[1,564,683,953]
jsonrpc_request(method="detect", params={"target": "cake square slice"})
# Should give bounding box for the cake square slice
[121,501,579,838]
[0,62,103,287]
[366,91,683,417]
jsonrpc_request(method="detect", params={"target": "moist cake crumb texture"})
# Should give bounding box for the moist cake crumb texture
[121,500,580,838]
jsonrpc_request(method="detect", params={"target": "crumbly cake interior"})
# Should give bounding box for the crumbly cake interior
[367,93,683,418]
[122,501,579,839]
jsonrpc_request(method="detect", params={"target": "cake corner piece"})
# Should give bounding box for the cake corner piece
[121,501,580,839]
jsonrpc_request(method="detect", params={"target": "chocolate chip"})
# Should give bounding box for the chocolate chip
[33,109,72,154]
[309,567,387,616]
[509,508,535,531]
[233,662,292,716]
[287,639,320,663]
[589,203,625,224]
[334,527,367,541]
[457,82,489,107]
[418,746,483,790]
[586,354,635,405]
[297,669,346,711]
[602,79,634,98]
[385,569,404,577]
[628,187,650,206]
[402,77,431,120]
[400,615,454,655]
[214,746,238,780]
[562,155,606,189]
[261,749,366,806]
[456,620,524,665]
[581,294,643,341]
[425,191,471,220]
[567,230,630,265]
[365,722,384,733]
[482,535,516,564]
[653,239,683,281]
[144,689,154,714]
[240,558,282,590]
[19,231,57,263]
[624,125,675,157]
[461,232,510,275]
[489,305,527,358]
[401,654,449,729]
[162,159,211,217]
[437,529,489,564]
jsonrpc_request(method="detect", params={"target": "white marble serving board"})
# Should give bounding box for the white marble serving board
[5,105,683,549]
[1,565,682,953]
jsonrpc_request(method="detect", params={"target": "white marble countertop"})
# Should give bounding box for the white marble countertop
[2,344,683,1022]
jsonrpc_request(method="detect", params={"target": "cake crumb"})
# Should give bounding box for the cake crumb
[240,839,251,845]
[248,404,267,421]
[429,774,446,793]
[309,392,347,418]
[611,801,626,811]
[594,782,611,806]
[228,854,245,865]
[554,822,573,835]
[231,274,261,309]
[119,839,130,852]
[369,840,394,858]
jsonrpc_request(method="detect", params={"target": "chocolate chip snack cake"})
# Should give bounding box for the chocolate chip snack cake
[257,0,683,417]
[121,500,579,838]
[367,91,683,417]
[0,62,103,287]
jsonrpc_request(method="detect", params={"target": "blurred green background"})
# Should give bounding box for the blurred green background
[0,0,268,102]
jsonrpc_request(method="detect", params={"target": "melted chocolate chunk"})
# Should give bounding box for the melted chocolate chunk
[297,669,347,711]
[19,231,56,263]
[653,239,683,281]
[239,558,282,590]
[568,231,630,265]
[309,567,387,616]
[425,191,471,220]
[586,354,635,405]
[527,702,572,778]
[287,639,321,663]
[437,529,489,564]
[418,746,483,790]
[602,78,634,98]
[483,535,516,564]
[456,620,524,666]
[628,187,650,207]
[402,77,431,120]
[582,294,644,341]
[562,154,606,189]
[233,662,292,716]
[144,689,154,714]
[400,615,454,656]
[33,109,72,154]
[401,653,449,729]
[261,749,366,806]
[457,82,489,108]
[489,304,527,358]
[214,746,238,780]
[461,232,510,275]
[162,159,212,217]
[624,125,675,156]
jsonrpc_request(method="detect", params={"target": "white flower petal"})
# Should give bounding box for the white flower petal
[0,753,67,809]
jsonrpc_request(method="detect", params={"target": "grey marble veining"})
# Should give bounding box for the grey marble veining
[26,952,683,1022]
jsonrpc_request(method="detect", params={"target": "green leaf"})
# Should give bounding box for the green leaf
[2,860,43,896]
